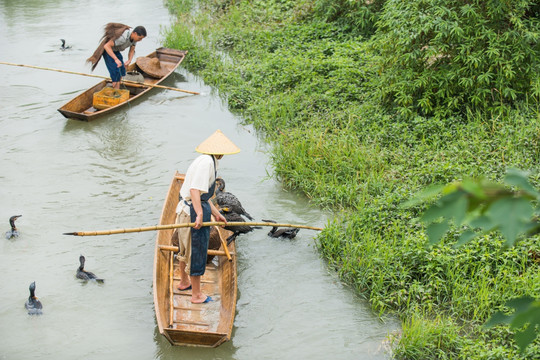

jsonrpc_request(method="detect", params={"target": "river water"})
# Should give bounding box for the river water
[0,1,399,359]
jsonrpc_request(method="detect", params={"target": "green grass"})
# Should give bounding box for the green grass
[163,0,540,358]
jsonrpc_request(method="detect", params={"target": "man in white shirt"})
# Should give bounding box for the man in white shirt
[175,130,240,304]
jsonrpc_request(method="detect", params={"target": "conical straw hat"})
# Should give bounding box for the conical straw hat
[195,129,240,155]
[136,57,169,78]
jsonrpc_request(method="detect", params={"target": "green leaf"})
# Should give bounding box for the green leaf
[507,296,535,312]
[455,229,477,247]
[421,204,446,224]
[504,169,540,199]
[485,311,512,327]
[460,179,487,199]
[486,197,533,245]
[469,215,495,231]
[401,184,444,208]
[427,221,449,244]
[514,325,538,352]
[447,194,469,226]
[421,191,468,225]
[511,307,537,329]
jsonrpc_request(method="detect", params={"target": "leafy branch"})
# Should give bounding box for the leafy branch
[407,168,540,247]
[406,168,540,351]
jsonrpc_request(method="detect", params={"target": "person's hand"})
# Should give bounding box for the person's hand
[124,59,131,67]
[115,58,122,68]
[194,213,203,229]
[216,213,227,226]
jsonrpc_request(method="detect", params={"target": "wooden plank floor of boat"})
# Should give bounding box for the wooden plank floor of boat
[171,259,222,332]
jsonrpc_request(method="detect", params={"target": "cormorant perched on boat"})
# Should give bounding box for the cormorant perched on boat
[5,215,22,239]
[214,178,254,220]
[25,281,43,315]
[60,39,71,50]
[262,219,300,239]
[76,255,104,283]
[207,226,221,263]
[220,207,258,244]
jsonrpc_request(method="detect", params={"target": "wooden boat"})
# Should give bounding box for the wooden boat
[58,47,186,121]
[153,171,237,347]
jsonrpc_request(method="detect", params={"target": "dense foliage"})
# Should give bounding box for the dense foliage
[375,0,540,118]
[163,0,540,358]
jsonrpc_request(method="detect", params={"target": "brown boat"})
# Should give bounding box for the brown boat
[58,48,186,121]
[153,171,237,347]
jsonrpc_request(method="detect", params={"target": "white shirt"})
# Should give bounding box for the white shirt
[176,154,218,215]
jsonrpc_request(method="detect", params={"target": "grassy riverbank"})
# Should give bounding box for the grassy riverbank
[163,0,540,358]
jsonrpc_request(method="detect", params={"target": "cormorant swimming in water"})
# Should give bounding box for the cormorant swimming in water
[76,255,104,283]
[262,219,300,239]
[214,178,254,220]
[60,39,71,50]
[5,215,22,239]
[25,281,43,315]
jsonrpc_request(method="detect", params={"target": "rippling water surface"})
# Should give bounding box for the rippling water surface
[0,1,399,359]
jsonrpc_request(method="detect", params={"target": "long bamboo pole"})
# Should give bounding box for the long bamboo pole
[63,221,323,236]
[0,61,199,95]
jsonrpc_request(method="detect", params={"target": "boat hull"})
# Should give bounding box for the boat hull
[153,172,237,347]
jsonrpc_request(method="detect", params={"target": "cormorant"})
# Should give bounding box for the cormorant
[60,39,71,50]
[220,207,258,244]
[262,219,300,239]
[25,281,43,315]
[214,178,254,220]
[76,255,104,283]
[207,226,221,263]
[5,215,22,239]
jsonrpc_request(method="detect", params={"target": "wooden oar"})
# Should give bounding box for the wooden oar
[63,221,323,236]
[0,61,199,95]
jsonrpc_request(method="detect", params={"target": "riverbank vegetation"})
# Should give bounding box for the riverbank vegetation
[163,0,540,358]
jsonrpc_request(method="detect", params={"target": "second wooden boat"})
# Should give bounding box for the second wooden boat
[153,172,237,347]
[58,47,186,121]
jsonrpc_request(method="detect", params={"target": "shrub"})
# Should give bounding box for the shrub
[374,0,540,118]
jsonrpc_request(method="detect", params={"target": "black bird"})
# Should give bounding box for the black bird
[207,226,221,263]
[76,255,104,283]
[262,219,300,239]
[220,207,258,244]
[60,39,71,50]
[5,215,22,239]
[25,281,43,315]
[214,178,254,220]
